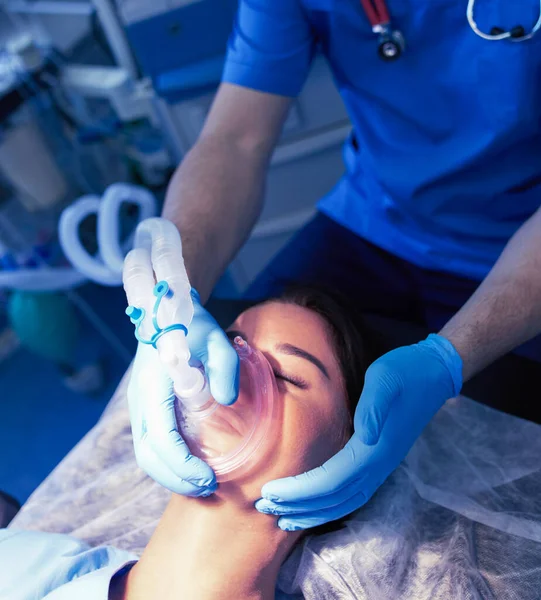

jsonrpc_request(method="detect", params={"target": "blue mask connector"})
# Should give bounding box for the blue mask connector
[125,280,188,348]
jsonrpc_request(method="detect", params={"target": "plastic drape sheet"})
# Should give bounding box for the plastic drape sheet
[11,371,541,599]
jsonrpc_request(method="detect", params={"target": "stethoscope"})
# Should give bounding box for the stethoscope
[361,0,541,61]
[360,0,405,61]
[467,0,541,41]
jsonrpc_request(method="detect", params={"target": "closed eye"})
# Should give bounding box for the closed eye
[226,329,311,390]
[273,369,309,390]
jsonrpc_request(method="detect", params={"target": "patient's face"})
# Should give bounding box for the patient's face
[221,301,351,499]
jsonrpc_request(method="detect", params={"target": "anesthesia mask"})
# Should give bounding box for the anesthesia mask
[123,217,278,481]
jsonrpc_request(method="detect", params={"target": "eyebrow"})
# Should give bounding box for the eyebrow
[226,329,330,380]
[276,343,330,380]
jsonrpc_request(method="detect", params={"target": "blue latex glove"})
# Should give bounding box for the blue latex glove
[255,334,463,530]
[127,290,239,496]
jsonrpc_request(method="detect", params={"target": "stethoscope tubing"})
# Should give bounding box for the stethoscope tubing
[466,0,541,41]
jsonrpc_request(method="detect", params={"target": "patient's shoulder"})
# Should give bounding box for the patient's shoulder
[0,528,136,599]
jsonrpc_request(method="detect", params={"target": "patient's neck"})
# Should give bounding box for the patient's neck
[120,485,298,600]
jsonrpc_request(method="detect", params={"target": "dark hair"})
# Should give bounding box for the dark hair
[272,284,369,426]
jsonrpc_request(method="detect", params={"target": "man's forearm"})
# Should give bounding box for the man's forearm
[163,134,267,302]
[440,207,541,381]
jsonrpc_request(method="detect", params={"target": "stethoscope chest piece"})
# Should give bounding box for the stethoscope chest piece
[360,0,405,61]
[378,27,405,61]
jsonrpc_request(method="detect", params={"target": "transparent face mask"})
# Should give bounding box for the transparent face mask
[174,337,279,482]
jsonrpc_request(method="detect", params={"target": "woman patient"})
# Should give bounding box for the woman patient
[0,287,368,600]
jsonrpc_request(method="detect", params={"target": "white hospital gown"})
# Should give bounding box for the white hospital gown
[0,529,136,599]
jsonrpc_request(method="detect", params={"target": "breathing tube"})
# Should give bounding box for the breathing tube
[123,218,277,480]
[59,183,157,287]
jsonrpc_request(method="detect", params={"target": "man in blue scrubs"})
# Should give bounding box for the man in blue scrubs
[128,0,541,529]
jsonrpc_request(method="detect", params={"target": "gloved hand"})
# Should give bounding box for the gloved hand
[127,290,239,496]
[255,334,462,530]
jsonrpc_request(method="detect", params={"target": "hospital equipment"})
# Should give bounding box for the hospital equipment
[59,64,172,188]
[0,114,68,210]
[0,171,87,293]
[175,335,278,480]
[467,0,541,41]
[59,183,157,287]
[59,64,152,129]
[10,374,541,599]
[257,333,463,530]
[0,181,156,295]
[0,27,155,293]
[7,290,80,365]
[124,218,210,402]
[118,0,237,104]
[123,217,277,480]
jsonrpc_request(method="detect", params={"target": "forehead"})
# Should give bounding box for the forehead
[232,301,326,340]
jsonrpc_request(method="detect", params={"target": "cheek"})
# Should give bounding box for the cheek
[217,392,351,501]
[271,394,349,478]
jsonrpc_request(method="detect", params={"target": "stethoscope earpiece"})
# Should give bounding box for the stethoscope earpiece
[510,25,527,39]
[468,0,541,42]
[489,25,527,40]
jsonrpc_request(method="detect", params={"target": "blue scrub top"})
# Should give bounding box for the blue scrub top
[222,0,541,280]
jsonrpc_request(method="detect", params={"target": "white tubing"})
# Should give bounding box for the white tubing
[124,218,208,402]
[99,183,156,274]
[59,184,157,286]
[60,195,122,286]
